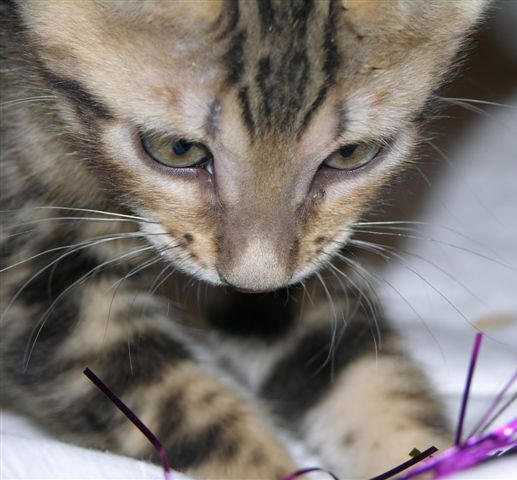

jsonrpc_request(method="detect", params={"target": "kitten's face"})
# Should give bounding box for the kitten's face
[20,0,485,291]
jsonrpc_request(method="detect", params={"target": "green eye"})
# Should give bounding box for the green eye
[141,133,213,169]
[323,143,381,171]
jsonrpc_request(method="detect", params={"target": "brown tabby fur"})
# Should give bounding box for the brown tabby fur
[1,1,488,478]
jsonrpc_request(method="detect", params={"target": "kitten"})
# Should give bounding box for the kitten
[1,1,489,478]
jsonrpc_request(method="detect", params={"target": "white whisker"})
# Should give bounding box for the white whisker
[350,225,514,272]
[438,96,517,110]
[314,270,338,377]
[23,244,156,369]
[345,238,514,353]
[33,206,154,222]
[333,248,446,363]
[0,231,168,273]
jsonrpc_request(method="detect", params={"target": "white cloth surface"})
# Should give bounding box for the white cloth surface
[1,98,516,480]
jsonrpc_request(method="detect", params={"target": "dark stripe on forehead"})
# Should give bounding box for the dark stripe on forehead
[323,0,341,80]
[252,1,315,134]
[224,30,247,85]
[297,0,342,136]
[257,0,275,36]
[287,0,315,35]
[256,55,272,124]
[299,84,329,136]
[216,0,240,40]
[205,99,222,138]
[282,51,310,124]
[238,86,255,138]
[40,67,113,120]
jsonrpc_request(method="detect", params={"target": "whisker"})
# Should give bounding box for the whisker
[148,264,175,296]
[350,226,515,272]
[150,267,179,299]
[33,206,154,223]
[326,264,378,361]
[437,97,498,119]
[298,279,314,306]
[332,247,446,363]
[105,253,175,347]
[0,231,168,273]
[346,238,515,353]
[1,234,154,321]
[326,261,382,353]
[438,97,517,110]
[353,220,501,252]
[4,216,148,231]
[0,96,56,108]
[314,270,338,377]
[324,264,352,326]
[413,164,469,229]
[110,249,172,290]
[426,140,504,227]
[3,228,35,239]
[23,244,156,369]
[349,231,493,310]
[349,238,473,322]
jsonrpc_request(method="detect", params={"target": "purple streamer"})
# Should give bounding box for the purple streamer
[455,332,483,446]
[504,444,517,456]
[398,417,517,479]
[282,448,438,480]
[468,367,517,437]
[368,446,438,480]
[83,368,172,480]
[397,332,517,479]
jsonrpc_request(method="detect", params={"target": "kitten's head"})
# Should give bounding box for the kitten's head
[16,0,487,291]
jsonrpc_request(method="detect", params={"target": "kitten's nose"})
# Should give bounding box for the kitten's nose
[218,238,292,292]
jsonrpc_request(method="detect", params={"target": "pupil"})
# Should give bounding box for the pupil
[172,140,192,156]
[339,144,358,157]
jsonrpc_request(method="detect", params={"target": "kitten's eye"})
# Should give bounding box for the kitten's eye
[141,133,213,170]
[322,143,381,171]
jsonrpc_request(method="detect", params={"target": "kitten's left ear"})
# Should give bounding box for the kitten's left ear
[442,0,493,28]
[342,0,492,32]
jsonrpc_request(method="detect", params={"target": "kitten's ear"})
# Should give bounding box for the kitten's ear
[99,0,225,26]
[342,0,491,33]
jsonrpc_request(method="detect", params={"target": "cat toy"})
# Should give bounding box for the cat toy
[84,332,517,480]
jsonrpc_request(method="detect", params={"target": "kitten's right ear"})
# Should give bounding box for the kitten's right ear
[97,0,226,27]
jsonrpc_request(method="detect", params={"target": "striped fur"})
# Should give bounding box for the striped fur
[1,1,488,478]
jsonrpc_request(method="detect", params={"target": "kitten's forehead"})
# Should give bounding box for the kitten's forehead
[22,0,485,143]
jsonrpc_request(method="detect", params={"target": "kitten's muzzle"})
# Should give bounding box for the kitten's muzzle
[216,234,295,292]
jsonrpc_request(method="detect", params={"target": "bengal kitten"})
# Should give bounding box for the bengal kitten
[1,1,490,478]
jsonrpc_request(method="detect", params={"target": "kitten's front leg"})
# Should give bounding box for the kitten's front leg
[261,317,451,478]
[301,346,451,477]
[2,281,296,480]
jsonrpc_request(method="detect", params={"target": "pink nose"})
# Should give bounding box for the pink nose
[217,238,293,292]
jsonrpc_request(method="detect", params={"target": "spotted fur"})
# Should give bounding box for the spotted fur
[1,1,488,478]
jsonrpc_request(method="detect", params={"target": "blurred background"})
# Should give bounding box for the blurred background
[362,0,517,445]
